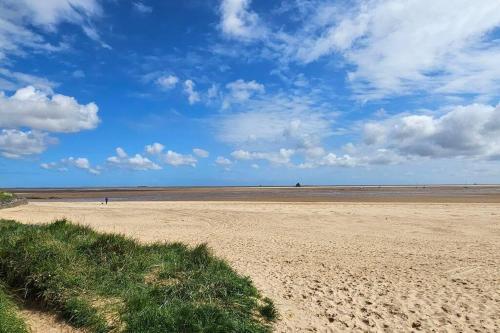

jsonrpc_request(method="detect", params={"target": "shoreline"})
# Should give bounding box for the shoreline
[5,185,500,203]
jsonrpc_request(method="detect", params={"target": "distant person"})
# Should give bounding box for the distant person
[105,197,108,205]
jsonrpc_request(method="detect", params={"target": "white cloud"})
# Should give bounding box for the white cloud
[223,79,264,108]
[226,79,264,101]
[41,156,100,174]
[222,101,500,169]
[107,147,161,171]
[219,0,266,40]
[230,149,251,160]
[215,156,232,166]
[207,84,219,100]
[133,2,152,14]
[216,1,500,99]
[145,142,165,155]
[298,153,358,169]
[217,93,333,150]
[0,68,57,93]
[156,75,179,90]
[82,24,111,49]
[16,0,102,28]
[193,148,209,158]
[0,86,100,133]
[0,129,56,158]
[40,162,67,172]
[362,102,500,160]
[0,0,105,59]
[285,0,500,99]
[145,142,198,167]
[183,80,200,105]
[231,148,295,165]
[72,70,85,79]
[163,150,197,167]
[116,147,127,158]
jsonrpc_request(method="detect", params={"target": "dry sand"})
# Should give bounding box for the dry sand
[1,201,499,332]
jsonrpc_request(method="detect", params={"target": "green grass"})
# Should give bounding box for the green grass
[0,219,276,332]
[0,284,28,333]
[0,192,14,204]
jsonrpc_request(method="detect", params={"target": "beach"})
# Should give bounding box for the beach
[1,194,499,332]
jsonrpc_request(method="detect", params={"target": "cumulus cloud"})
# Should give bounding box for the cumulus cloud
[362,102,500,160]
[145,142,198,167]
[163,150,197,167]
[213,89,343,169]
[193,148,209,158]
[215,156,232,166]
[41,156,100,174]
[0,129,56,158]
[298,153,358,168]
[145,142,165,155]
[231,148,295,165]
[183,80,200,105]
[219,0,266,40]
[156,75,178,90]
[107,147,161,171]
[0,86,99,133]
[223,101,500,169]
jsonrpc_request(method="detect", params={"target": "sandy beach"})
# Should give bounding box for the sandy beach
[1,200,499,332]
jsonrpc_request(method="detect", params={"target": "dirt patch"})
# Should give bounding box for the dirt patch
[19,308,82,333]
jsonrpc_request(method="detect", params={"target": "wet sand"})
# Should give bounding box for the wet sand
[6,185,500,203]
[1,200,499,332]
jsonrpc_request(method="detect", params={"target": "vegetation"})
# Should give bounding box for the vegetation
[0,219,276,332]
[0,284,28,333]
[0,192,14,204]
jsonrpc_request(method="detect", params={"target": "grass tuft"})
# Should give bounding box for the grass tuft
[0,219,276,332]
[0,283,28,333]
[0,192,14,204]
[259,297,278,321]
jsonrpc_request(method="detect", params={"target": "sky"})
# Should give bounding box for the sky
[1,0,500,187]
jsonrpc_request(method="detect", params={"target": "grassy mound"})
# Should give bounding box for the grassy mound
[0,219,276,332]
[0,284,28,333]
[0,192,14,204]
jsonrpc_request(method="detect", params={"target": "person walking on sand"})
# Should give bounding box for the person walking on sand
[105,197,108,205]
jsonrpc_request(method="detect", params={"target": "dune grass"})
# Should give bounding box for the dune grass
[0,192,14,203]
[0,219,276,332]
[0,284,28,333]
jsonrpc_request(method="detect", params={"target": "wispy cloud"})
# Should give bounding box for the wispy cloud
[133,2,153,14]
[216,0,500,100]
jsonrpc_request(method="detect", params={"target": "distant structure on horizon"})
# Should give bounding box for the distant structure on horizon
[295,182,301,187]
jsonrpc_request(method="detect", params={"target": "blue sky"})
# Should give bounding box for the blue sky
[1,0,500,187]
